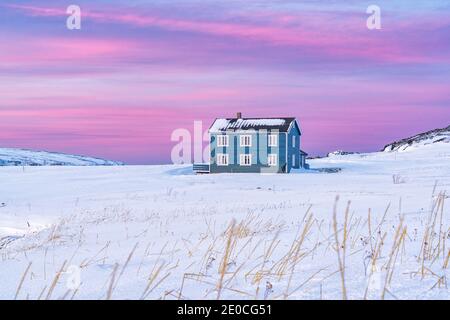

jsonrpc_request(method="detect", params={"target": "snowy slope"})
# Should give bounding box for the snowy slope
[0,148,123,166]
[382,125,450,152]
[0,141,448,300]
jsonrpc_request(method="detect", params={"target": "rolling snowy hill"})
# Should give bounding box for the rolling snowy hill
[383,125,450,152]
[0,148,123,166]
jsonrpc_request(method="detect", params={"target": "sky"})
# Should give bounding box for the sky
[1,0,449,164]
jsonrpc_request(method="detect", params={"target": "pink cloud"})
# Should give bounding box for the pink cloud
[0,106,204,163]
[0,36,138,65]
[1,3,449,163]
[6,3,448,64]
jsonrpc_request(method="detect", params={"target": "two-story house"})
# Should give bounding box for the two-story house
[194,113,307,174]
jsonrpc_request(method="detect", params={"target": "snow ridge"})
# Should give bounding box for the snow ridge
[0,148,124,166]
[382,125,450,152]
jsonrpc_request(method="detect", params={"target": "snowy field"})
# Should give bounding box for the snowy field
[0,143,449,300]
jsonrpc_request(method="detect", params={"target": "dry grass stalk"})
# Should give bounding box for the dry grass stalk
[253,227,282,299]
[381,218,405,300]
[368,209,374,251]
[283,214,314,299]
[217,219,236,300]
[140,241,173,299]
[286,267,326,298]
[429,272,448,290]
[421,192,447,263]
[14,262,32,300]
[43,248,48,280]
[114,242,139,291]
[374,203,391,234]
[70,286,80,300]
[59,289,71,300]
[141,271,171,299]
[37,286,47,300]
[270,207,313,279]
[182,273,251,298]
[387,227,407,285]
[106,263,119,300]
[363,232,387,300]
[179,273,211,299]
[81,241,111,268]
[141,261,167,299]
[443,249,450,269]
[178,273,189,300]
[137,241,153,276]
[45,260,67,300]
[332,196,349,300]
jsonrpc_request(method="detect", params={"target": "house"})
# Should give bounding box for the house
[194,113,307,173]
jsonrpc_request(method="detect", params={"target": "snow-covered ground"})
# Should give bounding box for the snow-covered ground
[0,143,449,300]
[0,148,123,166]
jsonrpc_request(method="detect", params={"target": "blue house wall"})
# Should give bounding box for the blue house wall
[287,126,301,171]
[209,123,301,173]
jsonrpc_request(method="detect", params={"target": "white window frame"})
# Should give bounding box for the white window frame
[268,134,277,147]
[217,135,229,147]
[268,154,277,166]
[239,154,252,166]
[217,153,228,166]
[240,135,252,147]
[292,154,296,166]
[292,135,296,147]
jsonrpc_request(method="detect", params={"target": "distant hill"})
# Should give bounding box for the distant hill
[327,150,359,157]
[382,125,450,152]
[0,148,124,166]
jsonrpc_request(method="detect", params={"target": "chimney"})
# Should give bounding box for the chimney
[236,112,242,119]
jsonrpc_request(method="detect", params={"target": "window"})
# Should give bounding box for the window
[292,154,296,166]
[240,154,252,166]
[240,135,252,147]
[268,154,277,166]
[217,153,228,166]
[292,135,296,147]
[217,135,228,147]
[268,134,277,147]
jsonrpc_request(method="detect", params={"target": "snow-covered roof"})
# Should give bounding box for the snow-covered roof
[209,117,298,133]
